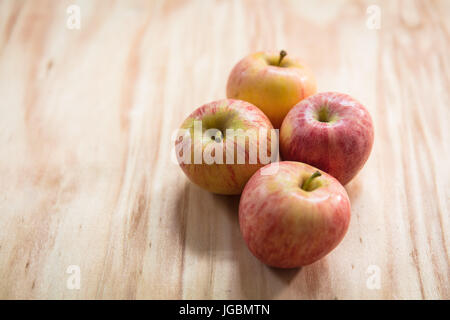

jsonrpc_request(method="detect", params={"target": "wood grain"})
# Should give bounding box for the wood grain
[0,0,448,299]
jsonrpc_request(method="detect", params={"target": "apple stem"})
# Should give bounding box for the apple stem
[302,171,322,191]
[278,50,287,66]
[212,130,223,142]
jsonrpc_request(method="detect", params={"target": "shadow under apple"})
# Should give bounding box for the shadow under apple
[173,181,308,299]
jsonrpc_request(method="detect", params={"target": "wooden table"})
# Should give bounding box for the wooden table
[0,0,448,299]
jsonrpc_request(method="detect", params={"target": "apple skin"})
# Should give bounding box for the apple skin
[226,51,316,129]
[176,99,275,195]
[280,92,374,185]
[239,161,351,268]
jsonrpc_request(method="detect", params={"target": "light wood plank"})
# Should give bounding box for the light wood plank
[0,0,448,299]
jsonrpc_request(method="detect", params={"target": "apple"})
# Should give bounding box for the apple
[239,161,351,268]
[175,99,276,195]
[280,92,374,185]
[226,50,317,129]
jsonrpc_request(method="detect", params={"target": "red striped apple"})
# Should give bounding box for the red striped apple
[280,92,374,185]
[175,99,276,195]
[226,51,316,129]
[239,161,351,268]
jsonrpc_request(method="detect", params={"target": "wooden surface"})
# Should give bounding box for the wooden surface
[0,0,449,300]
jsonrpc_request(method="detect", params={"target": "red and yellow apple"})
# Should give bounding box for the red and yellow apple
[226,51,317,129]
[280,92,374,185]
[239,161,351,268]
[175,99,276,195]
